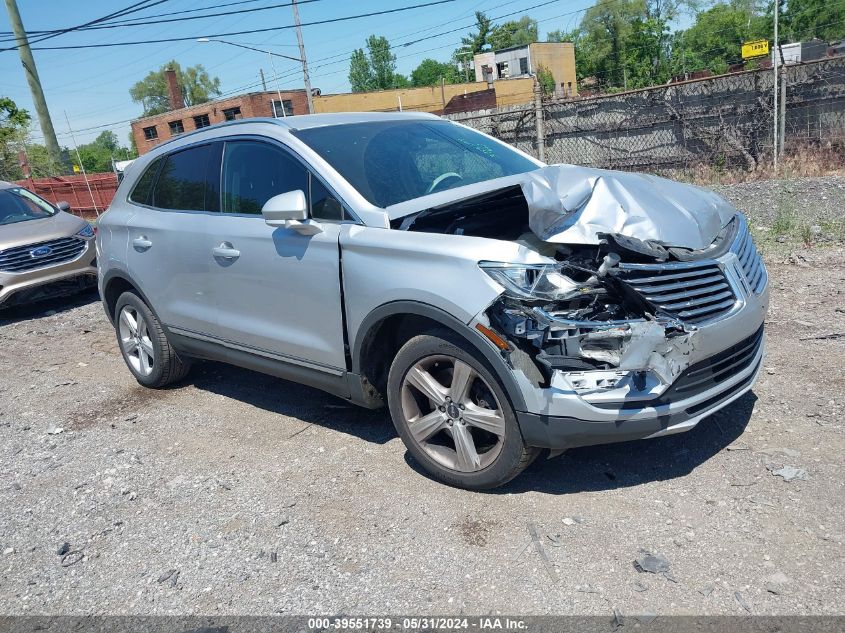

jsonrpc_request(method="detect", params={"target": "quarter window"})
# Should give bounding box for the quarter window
[221,141,307,214]
[128,157,163,206]
[151,144,219,212]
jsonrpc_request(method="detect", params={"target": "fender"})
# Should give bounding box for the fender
[351,300,526,412]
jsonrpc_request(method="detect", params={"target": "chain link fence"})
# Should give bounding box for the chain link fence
[446,56,845,178]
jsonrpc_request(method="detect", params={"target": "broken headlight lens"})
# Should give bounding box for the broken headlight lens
[479,262,582,301]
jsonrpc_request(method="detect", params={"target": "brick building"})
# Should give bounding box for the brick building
[131,70,310,154]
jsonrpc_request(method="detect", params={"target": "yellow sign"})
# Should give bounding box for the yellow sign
[742,39,769,59]
[72,164,80,173]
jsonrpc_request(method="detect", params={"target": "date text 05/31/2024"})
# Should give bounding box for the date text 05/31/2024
[307,617,528,630]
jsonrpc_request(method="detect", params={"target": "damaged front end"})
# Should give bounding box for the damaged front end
[480,249,701,404]
[391,164,764,406]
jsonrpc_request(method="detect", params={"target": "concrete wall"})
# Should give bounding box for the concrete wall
[473,52,495,82]
[131,90,310,155]
[529,42,577,97]
[312,78,534,113]
[313,82,485,114]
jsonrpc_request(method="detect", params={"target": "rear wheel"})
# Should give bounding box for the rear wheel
[114,291,190,388]
[387,330,538,490]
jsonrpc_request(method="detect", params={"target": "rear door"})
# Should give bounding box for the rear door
[126,142,222,335]
[204,138,347,371]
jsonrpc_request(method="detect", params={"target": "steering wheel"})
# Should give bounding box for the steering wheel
[426,172,463,194]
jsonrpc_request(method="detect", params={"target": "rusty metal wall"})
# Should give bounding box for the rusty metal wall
[15,173,118,218]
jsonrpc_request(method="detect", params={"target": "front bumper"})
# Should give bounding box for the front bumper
[509,242,770,450]
[0,240,97,308]
[518,330,764,449]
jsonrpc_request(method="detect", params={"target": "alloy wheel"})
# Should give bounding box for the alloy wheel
[118,305,155,377]
[400,354,505,472]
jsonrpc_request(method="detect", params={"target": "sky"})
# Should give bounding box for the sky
[0,0,619,149]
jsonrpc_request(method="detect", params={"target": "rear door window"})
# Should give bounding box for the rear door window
[151,143,220,212]
[221,140,308,214]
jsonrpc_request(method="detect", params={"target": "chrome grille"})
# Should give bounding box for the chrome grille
[733,217,767,293]
[0,237,86,273]
[617,261,737,324]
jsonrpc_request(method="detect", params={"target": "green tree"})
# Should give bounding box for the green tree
[349,48,374,92]
[75,130,133,173]
[459,11,492,56]
[487,15,539,50]
[0,97,31,180]
[129,60,221,116]
[410,58,461,86]
[368,36,399,89]
[670,2,768,76]
[536,66,556,95]
[782,0,845,41]
[348,36,406,92]
[128,132,138,158]
[577,0,649,88]
[546,29,579,43]
[24,143,63,178]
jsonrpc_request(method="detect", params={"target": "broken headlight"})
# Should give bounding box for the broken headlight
[479,262,584,301]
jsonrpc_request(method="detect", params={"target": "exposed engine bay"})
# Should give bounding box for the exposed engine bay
[391,167,745,395]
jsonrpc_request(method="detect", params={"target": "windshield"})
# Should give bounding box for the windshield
[292,120,538,208]
[0,187,58,225]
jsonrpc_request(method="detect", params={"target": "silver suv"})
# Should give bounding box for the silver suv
[97,113,769,489]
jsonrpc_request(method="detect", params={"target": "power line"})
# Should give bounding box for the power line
[4,0,325,36]
[0,0,168,50]
[15,0,459,51]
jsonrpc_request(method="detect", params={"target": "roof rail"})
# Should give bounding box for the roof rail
[151,117,290,151]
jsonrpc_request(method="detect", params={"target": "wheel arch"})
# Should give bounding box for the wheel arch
[101,270,160,326]
[351,300,526,412]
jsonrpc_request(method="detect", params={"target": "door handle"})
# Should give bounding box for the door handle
[132,236,152,251]
[212,243,240,260]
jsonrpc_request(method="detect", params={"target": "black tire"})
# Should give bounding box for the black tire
[114,291,190,388]
[387,329,539,490]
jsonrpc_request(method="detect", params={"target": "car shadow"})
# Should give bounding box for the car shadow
[189,361,396,445]
[0,288,100,327]
[187,359,756,490]
[404,391,758,494]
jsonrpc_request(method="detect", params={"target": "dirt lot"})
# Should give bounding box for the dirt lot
[1,202,844,617]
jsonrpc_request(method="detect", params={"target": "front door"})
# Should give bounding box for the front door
[205,138,347,372]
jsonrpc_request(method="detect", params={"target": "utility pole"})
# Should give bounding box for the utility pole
[259,68,267,92]
[4,0,64,170]
[773,0,779,171]
[533,77,546,163]
[291,0,314,114]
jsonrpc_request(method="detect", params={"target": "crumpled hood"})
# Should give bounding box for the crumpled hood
[521,164,738,250]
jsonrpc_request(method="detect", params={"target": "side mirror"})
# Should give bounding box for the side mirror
[261,190,323,236]
[56,201,71,212]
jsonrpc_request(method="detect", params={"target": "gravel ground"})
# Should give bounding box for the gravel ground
[1,185,844,617]
[711,175,845,244]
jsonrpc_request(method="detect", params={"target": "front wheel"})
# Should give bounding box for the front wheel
[387,330,538,490]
